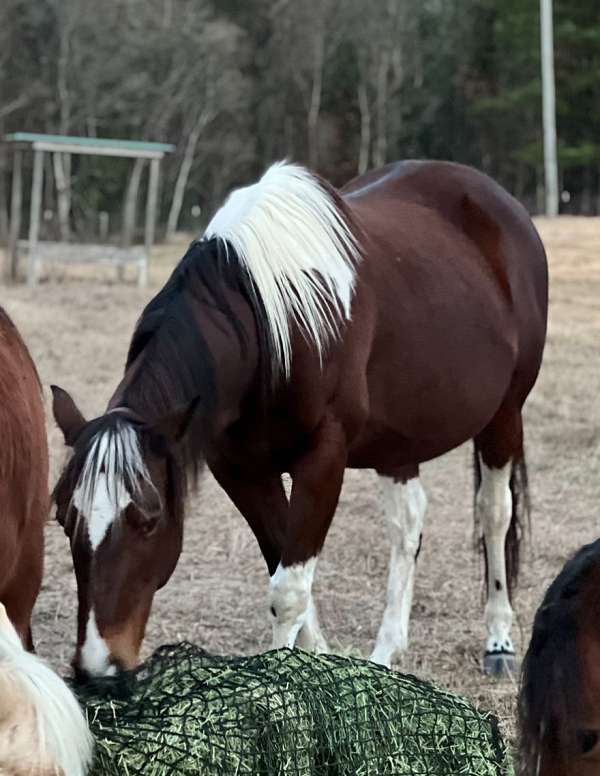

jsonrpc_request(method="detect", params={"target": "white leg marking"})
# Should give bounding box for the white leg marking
[269,558,317,649]
[370,476,427,668]
[73,471,131,551]
[477,459,514,654]
[296,597,329,653]
[79,610,117,678]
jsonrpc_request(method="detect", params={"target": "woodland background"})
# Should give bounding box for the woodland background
[1,0,599,242]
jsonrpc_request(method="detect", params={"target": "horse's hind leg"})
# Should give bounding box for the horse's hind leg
[474,404,529,677]
[370,465,427,668]
[1,537,43,651]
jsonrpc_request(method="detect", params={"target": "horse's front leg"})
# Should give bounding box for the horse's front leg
[269,415,346,652]
[210,460,328,651]
[209,462,288,577]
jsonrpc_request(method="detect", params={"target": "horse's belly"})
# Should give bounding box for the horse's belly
[346,263,517,468]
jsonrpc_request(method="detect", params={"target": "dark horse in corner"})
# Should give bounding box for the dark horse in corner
[519,540,600,776]
[51,160,548,680]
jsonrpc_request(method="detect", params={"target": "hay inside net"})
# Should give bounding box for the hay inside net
[77,643,514,776]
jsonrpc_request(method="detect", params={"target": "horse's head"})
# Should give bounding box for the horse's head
[519,540,600,776]
[51,385,192,680]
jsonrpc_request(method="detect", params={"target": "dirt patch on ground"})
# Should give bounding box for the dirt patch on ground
[1,216,598,740]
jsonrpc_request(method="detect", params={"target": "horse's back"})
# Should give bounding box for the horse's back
[339,162,548,466]
[344,160,547,384]
[0,307,48,642]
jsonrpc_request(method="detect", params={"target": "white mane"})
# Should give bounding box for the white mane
[0,605,93,775]
[204,161,361,375]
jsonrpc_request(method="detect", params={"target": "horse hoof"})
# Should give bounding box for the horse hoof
[483,650,518,678]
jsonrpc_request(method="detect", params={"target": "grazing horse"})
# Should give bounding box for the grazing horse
[0,306,48,648]
[51,160,548,680]
[519,540,600,776]
[0,602,93,775]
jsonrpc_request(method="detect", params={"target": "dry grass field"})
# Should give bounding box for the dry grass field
[1,215,598,741]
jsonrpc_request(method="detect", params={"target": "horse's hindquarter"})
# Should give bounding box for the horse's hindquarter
[0,308,47,624]
[341,161,547,469]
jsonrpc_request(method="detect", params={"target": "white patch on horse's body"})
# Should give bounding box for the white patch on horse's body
[370,476,427,668]
[204,161,360,375]
[0,603,93,776]
[73,419,154,545]
[73,471,131,550]
[80,609,117,678]
[476,459,515,654]
[269,558,319,649]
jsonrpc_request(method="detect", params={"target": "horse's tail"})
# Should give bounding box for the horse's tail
[506,452,531,595]
[473,448,531,598]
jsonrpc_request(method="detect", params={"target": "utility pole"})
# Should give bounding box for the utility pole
[540,0,559,216]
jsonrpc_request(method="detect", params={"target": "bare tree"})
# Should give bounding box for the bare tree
[166,107,215,240]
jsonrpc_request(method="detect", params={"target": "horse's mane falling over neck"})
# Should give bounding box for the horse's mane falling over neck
[201,161,361,375]
[122,160,361,417]
[66,162,361,523]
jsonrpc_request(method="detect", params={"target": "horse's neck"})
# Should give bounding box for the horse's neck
[109,291,260,429]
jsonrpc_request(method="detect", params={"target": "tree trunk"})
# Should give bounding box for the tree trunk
[307,29,325,169]
[0,128,8,245]
[6,149,22,281]
[514,162,526,202]
[53,152,71,242]
[373,50,390,168]
[165,109,213,240]
[357,77,371,175]
[581,165,592,215]
[122,158,146,247]
[53,12,72,241]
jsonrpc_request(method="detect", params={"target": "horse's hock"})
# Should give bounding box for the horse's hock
[79,642,514,776]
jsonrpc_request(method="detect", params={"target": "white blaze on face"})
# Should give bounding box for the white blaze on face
[73,471,131,551]
[79,610,116,678]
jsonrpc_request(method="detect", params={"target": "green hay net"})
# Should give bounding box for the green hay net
[77,643,514,776]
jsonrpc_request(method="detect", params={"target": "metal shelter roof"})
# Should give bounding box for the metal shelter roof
[4,132,175,159]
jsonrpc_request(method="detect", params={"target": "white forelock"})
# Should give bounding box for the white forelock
[73,421,155,544]
[204,161,360,375]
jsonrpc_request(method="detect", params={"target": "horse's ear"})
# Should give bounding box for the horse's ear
[145,396,201,448]
[51,385,87,446]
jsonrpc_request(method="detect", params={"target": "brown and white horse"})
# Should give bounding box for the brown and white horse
[0,306,48,648]
[0,602,93,775]
[51,160,548,681]
[519,540,600,776]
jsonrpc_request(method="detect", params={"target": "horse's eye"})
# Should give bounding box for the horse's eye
[124,503,160,537]
[577,729,600,757]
